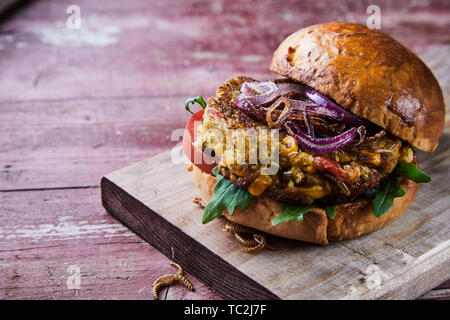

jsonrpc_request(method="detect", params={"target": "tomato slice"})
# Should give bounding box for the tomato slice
[182,109,217,175]
[313,156,348,182]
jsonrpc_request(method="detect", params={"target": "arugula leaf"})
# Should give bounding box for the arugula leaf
[185,96,206,114]
[371,179,406,217]
[272,204,315,226]
[202,167,254,224]
[212,165,219,176]
[324,205,336,219]
[371,162,431,218]
[393,162,431,183]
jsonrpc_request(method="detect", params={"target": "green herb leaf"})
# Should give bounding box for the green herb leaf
[371,179,406,218]
[212,165,219,176]
[202,167,254,224]
[324,205,336,219]
[272,204,315,226]
[185,96,206,114]
[393,162,431,183]
[370,162,431,218]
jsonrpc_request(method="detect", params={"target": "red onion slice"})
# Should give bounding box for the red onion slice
[285,121,357,154]
[303,109,315,138]
[234,99,267,122]
[304,87,365,126]
[240,81,278,97]
[266,97,291,128]
[237,81,304,107]
[276,82,305,95]
[288,120,358,145]
[290,99,340,119]
[236,90,279,106]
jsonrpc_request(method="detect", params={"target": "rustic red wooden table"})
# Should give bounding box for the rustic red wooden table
[0,0,449,300]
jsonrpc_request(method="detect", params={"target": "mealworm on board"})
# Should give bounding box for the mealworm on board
[251,234,276,251]
[223,221,277,252]
[192,197,206,208]
[253,234,265,245]
[245,234,266,253]
[222,222,235,233]
[223,221,254,234]
[234,231,259,247]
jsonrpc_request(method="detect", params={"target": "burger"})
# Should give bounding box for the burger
[182,22,445,245]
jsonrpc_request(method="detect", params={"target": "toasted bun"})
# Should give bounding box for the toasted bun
[192,165,419,245]
[270,22,445,152]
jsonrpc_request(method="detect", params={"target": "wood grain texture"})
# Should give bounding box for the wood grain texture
[101,143,450,299]
[0,187,219,299]
[0,0,449,299]
[0,97,190,190]
[0,0,449,102]
[101,176,278,299]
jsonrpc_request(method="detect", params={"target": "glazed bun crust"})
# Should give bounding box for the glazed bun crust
[270,22,445,152]
[192,165,419,245]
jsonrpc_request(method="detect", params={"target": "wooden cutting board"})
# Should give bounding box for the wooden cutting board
[101,47,450,299]
[101,143,450,299]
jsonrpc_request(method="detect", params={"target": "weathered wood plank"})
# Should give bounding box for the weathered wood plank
[101,175,278,300]
[419,288,450,300]
[101,146,450,299]
[0,187,219,299]
[1,0,449,300]
[0,0,449,102]
[1,44,448,191]
[0,97,190,190]
[419,279,450,300]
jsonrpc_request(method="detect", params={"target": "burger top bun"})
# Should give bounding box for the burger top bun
[270,22,445,152]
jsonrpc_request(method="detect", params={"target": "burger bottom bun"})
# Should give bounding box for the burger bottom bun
[191,165,419,245]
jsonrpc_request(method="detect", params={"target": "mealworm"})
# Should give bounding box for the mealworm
[170,262,184,276]
[152,261,194,300]
[254,233,276,250]
[152,274,194,299]
[158,273,194,291]
[152,278,175,300]
[245,234,266,253]
[223,221,277,252]
[223,221,255,234]
[222,222,235,233]
[174,274,194,291]
[234,231,259,247]
[152,262,184,286]
[192,197,206,208]
[152,274,176,286]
